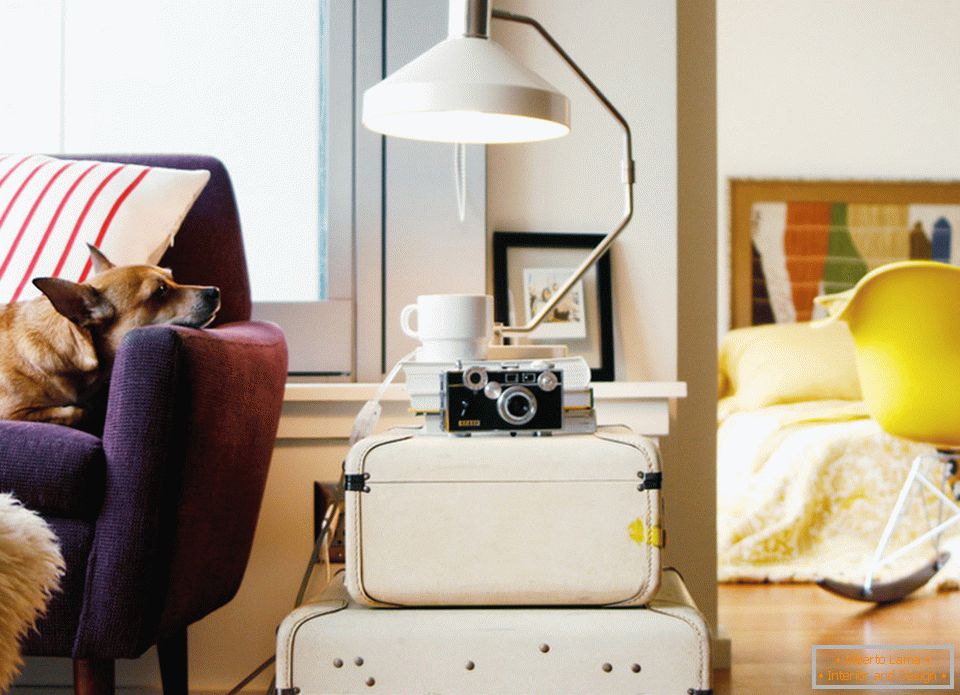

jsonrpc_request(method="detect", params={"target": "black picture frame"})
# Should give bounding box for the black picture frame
[492,231,614,381]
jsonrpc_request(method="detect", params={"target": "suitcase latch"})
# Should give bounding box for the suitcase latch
[344,473,371,493]
[636,471,662,491]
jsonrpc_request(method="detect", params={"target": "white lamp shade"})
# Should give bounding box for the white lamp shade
[362,36,570,144]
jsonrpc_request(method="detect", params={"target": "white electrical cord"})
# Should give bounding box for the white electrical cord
[349,349,418,446]
[228,350,418,694]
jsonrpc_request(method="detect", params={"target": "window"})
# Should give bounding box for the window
[0,0,359,375]
[0,0,481,381]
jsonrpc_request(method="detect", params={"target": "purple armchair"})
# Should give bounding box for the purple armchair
[0,155,288,695]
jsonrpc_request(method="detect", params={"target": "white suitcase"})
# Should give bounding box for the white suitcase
[275,569,712,695]
[344,427,663,607]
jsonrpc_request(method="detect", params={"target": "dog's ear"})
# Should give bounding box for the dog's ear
[33,278,115,327]
[86,244,115,274]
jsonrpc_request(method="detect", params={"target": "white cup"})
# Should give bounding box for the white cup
[400,294,494,362]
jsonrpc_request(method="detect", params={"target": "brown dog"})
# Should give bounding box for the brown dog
[0,245,220,426]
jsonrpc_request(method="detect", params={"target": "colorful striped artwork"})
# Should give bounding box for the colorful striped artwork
[752,201,960,322]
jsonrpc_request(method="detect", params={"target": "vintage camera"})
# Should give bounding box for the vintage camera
[442,365,563,433]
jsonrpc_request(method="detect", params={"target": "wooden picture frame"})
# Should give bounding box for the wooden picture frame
[730,179,960,327]
[492,231,614,381]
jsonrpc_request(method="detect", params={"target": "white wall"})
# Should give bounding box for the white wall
[717,0,960,332]
[487,0,678,383]
[485,0,722,634]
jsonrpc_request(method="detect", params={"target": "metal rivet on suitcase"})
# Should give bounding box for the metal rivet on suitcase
[631,663,642,673]
[602,663,613,673]
[365,677,375,687]
[333,658,343,668]
[465,661,475,671]
[539,643,550,653]
[354,657,364,666]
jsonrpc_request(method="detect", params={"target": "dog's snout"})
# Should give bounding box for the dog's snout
[203,287,220,302]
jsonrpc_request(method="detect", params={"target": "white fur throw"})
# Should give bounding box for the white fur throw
[0,493,63,693]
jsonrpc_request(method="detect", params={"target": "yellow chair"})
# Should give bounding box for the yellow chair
[815,260,960,602]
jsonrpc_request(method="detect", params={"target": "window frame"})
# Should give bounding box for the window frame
[263,0,487,382]
[253,0,374,378]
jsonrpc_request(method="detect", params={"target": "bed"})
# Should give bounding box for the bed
[718,180,960,591]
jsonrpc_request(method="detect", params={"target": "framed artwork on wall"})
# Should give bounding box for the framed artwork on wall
[492,231,614,381]
[729,179,960,327]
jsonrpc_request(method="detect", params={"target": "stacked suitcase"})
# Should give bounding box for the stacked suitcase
[276,426,712,694]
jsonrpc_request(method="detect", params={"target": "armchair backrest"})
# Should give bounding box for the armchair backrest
[66,154,252,325]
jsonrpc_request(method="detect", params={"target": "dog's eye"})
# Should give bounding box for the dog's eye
[154,283,169,299]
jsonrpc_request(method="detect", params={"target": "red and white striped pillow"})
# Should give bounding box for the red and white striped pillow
[0,154,209,303]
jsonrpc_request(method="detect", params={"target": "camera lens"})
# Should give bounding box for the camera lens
[463,366,487,392]
[497,385,537,426]
[506,395,530,418]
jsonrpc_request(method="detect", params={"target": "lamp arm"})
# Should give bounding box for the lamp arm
[491,8,635,336]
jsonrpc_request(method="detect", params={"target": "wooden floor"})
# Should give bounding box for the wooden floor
[714,583,960,694]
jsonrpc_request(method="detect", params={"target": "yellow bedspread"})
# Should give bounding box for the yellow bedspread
[718,400,960,591]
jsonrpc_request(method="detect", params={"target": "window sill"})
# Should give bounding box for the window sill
[278,381,686,441]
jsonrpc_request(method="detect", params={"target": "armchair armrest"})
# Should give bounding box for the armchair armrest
[73,321,287,658]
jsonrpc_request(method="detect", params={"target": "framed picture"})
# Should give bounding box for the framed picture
[729,179,960,327]
[492,231,614,381]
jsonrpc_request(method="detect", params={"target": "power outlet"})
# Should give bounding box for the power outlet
[328,513,346,564]
[313,481,345,563]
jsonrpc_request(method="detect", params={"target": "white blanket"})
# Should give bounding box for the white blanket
[718,400,960,592]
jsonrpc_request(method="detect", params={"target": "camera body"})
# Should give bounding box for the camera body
[443,365,563,433]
